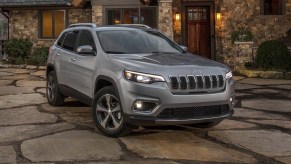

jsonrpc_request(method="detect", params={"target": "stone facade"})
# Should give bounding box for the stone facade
[9,9,92,48]
[91,5,103,26]
[172,0,291,68]
[158,0,174,39]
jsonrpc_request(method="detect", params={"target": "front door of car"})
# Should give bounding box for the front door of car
[68,30,97,98]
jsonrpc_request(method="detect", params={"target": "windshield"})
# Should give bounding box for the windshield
[97,30,184,54]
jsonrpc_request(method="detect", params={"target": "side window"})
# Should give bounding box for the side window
[77,30,97,52]
[56,32,67,47]
[63,30,79,51]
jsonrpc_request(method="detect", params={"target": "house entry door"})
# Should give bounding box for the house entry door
[187,7,211,59]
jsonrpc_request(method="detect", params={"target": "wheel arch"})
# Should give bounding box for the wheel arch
[94,75,119,96]
[46,64,55,77]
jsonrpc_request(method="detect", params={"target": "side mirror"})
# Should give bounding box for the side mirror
[77,45,95,55]
[179,45,188,52]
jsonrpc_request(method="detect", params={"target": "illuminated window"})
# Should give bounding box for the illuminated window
[40,10,66,38]
[263,0,283,15]
[107,7,157,28]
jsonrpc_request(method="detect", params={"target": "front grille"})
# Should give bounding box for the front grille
[158,105,230,119]
[169,75,225,92]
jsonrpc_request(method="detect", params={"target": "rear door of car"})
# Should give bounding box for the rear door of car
[68,29,97,98]
[60,30,80,88]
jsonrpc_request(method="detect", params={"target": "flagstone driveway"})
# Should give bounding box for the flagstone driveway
[0,67,291,163]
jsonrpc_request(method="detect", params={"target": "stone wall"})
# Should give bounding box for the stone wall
[158,0,174,39]
[9,9,92,48]
[92,6,103,26]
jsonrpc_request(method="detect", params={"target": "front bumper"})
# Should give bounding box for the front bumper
[117,77,235,125]
[124,109,234,126]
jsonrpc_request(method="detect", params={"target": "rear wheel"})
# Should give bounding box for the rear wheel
[190,121,222,128]
[92,86,132,137]
[46,71,64,106]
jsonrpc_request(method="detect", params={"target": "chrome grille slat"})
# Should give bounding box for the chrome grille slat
[169,74,225,92]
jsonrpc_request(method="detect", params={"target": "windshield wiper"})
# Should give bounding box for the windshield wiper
[105,51,126,54]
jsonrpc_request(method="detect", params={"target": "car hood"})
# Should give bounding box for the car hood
[109,53,230,76]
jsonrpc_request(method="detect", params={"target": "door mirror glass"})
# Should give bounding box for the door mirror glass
[179,45,188,52]
[76,45,95,55]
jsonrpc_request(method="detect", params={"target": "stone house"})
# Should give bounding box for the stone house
[0,0,290,68]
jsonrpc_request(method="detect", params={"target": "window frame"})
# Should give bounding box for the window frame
[105,6,158,28]
[261,0,286,15]
[39,10,67,39]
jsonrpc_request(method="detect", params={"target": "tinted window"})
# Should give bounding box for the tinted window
[63,30,79,51]
[40,10,66,38]
[57,32,67,47]
[77,30,96,51]
[264,0,282,15]
[97,30,183,54]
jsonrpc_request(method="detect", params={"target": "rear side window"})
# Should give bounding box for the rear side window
[63,30,79,51]
[77,30,97,51]
[56,32,67,47]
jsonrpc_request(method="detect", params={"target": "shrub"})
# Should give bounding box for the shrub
[3,56,25,65]
[255,40,291,71]
[27,47,49,66]
[4,38,33,59]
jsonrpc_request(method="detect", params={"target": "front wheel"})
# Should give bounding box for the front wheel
[92,86,132,137]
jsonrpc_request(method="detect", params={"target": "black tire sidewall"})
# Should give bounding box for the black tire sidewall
[46,71,64,106]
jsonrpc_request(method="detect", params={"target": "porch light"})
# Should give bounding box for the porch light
[175,13,181,21]
[216,6,221,21]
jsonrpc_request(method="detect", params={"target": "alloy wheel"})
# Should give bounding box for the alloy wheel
[96,94,123,131]
[47,74,55,101]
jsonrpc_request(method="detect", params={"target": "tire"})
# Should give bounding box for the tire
[190,121,222,129]
[92,86,132,137]
[46,71,64,106]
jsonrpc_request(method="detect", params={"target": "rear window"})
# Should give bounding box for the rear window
[56,32,67,47]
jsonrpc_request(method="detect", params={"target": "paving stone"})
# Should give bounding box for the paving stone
[36,88,46,94]
[233,76,245,81]
[235,92,253,97]
[0,146,16,163]
[0,72,14,77]
[93,161,178,164]
[235,83,263,90]
[0,93,47,109]
[249,88,281,94]
[213,119,257,130]
[0,123,75,142]
[270,85,291,90]
[0,74,29,80]
[234,108,289,120]
[38,66,47,70]
[26,65,37,69]
[24,75,44,81]
[16,80,46,87]
[0,86,35,96]
[239,78,291,86]
[21,130,123,162]
[247,119,291,129]
[0,68,30,74]
[121,131,255,163]
[242,99,291,112]
[208,130,291,157]
[0,80,13,86]
[276,156,291,164]
[0,106,57,126]
[30,70,46,76]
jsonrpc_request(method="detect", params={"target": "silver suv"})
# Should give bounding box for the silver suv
[47,23,235,137]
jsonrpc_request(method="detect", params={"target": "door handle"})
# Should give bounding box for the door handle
[71,58,76,62]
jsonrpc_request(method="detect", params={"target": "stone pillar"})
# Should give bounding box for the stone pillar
[234,42,254,70]
[158,0,173,39]
[92,5,103,26]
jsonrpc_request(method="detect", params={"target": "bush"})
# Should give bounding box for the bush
[255,40,291,71]
[4,38,33,59]
[3,56,25,65]
[27,47,49,66]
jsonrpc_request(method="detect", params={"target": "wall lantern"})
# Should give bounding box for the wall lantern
[175,13,181,21]
[216,6,221,21]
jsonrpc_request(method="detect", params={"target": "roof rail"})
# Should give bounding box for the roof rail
[69,23,98,28]
[115,24,152,29]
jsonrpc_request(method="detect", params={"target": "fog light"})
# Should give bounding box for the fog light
[230,97,233,102]
[135,101,144,110]
[133,101,158,112]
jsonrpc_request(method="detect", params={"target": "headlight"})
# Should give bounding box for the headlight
[226,71,233,79]
[124,70,165,84]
